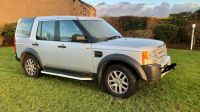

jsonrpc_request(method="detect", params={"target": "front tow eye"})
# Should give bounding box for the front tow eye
[161,63,177,73]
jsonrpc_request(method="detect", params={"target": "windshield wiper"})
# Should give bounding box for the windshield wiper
[106,36,122,41]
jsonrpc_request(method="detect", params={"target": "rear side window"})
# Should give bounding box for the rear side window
[36,21,55,41]
[16,18,34,38]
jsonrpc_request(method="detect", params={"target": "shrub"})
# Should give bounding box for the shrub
[170,18,189,27]
[124,30,154,38]
[177,26,191,43]
[153,24,179,43]
[1,23,17,46]
[194,8,200,18]
[119,16,148,31]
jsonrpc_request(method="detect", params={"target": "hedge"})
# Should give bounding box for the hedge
[153,24,179,43]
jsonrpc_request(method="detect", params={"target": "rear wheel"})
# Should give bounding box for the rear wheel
[103,64,138,98]
[22,55,41,78]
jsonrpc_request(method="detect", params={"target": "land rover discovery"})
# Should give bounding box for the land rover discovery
[14,16,176,98]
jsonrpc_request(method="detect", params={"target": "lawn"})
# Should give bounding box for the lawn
[0,47,200,112]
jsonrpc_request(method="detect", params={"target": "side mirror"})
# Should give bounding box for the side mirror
[72,34,87,42]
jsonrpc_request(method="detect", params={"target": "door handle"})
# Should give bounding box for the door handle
[58,44,66,48]
[32,43,39,46]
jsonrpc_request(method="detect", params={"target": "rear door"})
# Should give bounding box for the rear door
[32,20,60,68]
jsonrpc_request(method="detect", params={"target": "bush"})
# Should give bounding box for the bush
[119,16,148,31]
[170,18,189,27]
[124,30,154,38]
[194,8,200,18]
[153,24,179,43]
[1,23,17,46]
[177,26,191,43]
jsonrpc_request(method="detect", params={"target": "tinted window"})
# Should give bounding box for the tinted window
[59,21,83,42]
[17,18,34,38]
[37,21,55,41]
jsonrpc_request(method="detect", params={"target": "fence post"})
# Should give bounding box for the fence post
[191,24,196,50]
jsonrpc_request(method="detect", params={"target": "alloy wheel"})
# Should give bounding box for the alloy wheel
[107,70,129,94]
[25,59,37,76]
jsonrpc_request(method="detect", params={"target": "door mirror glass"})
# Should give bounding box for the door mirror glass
[72,34,87,42]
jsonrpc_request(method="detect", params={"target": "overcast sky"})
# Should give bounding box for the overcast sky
[82,0,200,18]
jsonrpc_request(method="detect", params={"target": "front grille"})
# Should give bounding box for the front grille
[156,44,167,62]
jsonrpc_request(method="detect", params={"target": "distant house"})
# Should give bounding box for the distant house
[0,0,96,45]
[75,0,96,16]
[0,0,96,26]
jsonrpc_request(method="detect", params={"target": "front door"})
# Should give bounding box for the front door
[57,20,93,72]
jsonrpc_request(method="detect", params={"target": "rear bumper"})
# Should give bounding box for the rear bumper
[15,54,20,62]
[142,56,176,81]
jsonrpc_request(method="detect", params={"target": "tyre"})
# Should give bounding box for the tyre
[22,55,41,78]
[103,64,138,98]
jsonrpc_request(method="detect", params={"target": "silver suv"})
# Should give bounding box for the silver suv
[14,16,176,98]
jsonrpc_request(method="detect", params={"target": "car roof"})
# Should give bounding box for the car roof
[20,16,103,21]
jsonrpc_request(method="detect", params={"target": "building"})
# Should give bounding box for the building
[0,0,96,26]
[73,0,96,16]
[0,0,96,45]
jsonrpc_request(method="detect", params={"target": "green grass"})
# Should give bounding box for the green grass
[0,47,200,112]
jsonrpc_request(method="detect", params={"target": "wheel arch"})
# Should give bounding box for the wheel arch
[97,54,147,83]
[20,48,43,69]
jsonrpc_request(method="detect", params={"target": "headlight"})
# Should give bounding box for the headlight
[142,50,158,65]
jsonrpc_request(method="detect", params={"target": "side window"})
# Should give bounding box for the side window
[59,21,83,42]
[17,19,34,38]
[36,21,55,41]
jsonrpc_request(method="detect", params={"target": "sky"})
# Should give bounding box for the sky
[82,0,200,17]
[83,0,200,6]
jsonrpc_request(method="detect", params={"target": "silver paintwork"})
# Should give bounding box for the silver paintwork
[92,38,165,52]
[15,16,171,81]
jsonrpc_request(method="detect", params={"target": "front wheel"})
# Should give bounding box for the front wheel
[103,64,138,98]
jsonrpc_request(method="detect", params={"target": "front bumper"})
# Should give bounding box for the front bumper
[142,56,176,81]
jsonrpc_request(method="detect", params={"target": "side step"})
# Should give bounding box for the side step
[41,70,94,81]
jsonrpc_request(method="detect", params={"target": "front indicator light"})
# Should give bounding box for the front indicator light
[142,51,148,65]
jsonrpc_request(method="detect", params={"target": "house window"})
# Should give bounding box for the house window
[83,7,86,16]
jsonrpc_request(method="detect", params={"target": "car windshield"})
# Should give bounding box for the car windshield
[79,20,122,41]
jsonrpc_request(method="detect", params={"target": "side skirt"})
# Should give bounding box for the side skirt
[41,67,94,81]
[41,71,93,80]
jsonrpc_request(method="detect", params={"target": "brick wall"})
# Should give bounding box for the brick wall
[0,0,96,46]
